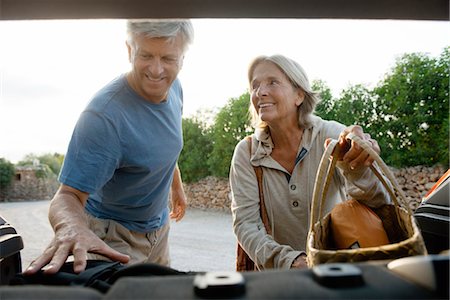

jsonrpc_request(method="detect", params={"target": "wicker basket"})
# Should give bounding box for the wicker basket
[306,134,427,266]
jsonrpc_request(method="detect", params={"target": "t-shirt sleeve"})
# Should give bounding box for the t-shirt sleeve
[58,110,121,194]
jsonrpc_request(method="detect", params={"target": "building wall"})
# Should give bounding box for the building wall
[0,167,59,202]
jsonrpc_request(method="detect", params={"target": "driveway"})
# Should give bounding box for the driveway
[0,200,236,272]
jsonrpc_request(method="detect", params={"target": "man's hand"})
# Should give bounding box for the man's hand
[170,188,187,222]
[23,184,130,275]
[169,164,187,222]
[23,225,130,275]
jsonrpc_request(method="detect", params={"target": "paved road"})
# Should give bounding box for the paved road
[0,200,236,272]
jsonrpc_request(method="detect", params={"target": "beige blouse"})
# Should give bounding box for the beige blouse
[230,115,390,270]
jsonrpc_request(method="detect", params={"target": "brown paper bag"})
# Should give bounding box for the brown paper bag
[307,134,427,266]
[330,198,390,249]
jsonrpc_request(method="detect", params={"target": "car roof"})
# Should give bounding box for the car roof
[1,0,448,21]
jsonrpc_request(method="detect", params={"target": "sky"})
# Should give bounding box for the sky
[0,19,448,163]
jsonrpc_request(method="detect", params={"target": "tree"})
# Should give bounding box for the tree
[313,79,336,121]
[314,80,378,134]
[373,48,449,167]
[208,92,253,178]
[179,116,213,183]
[333,84,377,130]
[18,153,64,176]
[0,158,15,190]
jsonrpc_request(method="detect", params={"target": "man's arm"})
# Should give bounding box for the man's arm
[24,184,130,275]
[169,164,187,222]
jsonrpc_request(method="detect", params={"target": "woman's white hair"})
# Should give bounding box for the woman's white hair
[248,54,320,129]
[126,19,194,53]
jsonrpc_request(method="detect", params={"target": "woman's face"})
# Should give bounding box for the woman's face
[250,61,304,127]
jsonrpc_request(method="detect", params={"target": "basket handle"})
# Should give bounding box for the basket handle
[309,138,339,230]
[309,133,411,231]
[346,133,411,215]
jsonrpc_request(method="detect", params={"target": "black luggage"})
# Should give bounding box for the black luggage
[10,259,192,293]
[1,205,448,299]
[0,215,24,285]
[414,170,450,254]
[2,257,448,300]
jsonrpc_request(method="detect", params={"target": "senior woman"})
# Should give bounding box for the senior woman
[229,54,390,270]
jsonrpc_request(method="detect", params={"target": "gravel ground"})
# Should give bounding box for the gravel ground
[0,200,236,272]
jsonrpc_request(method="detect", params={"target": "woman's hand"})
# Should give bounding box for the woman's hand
[290,253,308,269]
[326,125,380,170]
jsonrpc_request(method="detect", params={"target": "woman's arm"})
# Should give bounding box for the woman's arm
[230,138,301,270]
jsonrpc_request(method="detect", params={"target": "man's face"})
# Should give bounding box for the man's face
[127,34,184,103]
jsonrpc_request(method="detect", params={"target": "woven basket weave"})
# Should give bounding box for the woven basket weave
[306,134,427,266]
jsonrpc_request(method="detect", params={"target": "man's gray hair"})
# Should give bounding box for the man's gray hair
[126,19,194,52]
[248,54,320,129]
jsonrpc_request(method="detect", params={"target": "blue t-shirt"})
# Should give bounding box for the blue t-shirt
[59,74,183,233]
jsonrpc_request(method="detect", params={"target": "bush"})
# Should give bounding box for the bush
[208,92,253,178]
[17,153,64,176]
[0,158,15,189]
[373,48,449,167]
[179,116,213,183]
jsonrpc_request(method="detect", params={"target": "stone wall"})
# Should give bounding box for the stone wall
[391,165,447,210]
[184,165,447,213]
[0,167,59,202]
[1,165,446,209]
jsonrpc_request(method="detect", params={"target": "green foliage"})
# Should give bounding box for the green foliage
[333,85,377,129]
[0,158,15,189]
[179,48,448,182]
[373,48,449,167]
[313,79,335,120]
[315,80,377,130]
[179,116,213,183]
[208,92,253,178]
[18,153,64,176]
[34,164,56,179]
[314,48,448,168]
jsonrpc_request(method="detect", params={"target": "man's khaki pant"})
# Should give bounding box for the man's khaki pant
[86,214,170,266]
